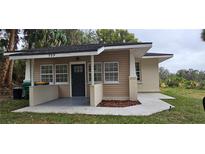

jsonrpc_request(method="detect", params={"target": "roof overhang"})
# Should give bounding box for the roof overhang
[142,55,173,63]
[6,51,99,60]
[5,44,152,60]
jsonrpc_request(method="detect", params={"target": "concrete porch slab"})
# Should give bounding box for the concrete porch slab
[38,97,90,107]
[14,93,175,116]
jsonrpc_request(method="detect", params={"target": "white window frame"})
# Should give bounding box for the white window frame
[87,62,103,84]
[55,64,69,85]
[40,64,54,84]
[104,62,119,84]
[135,62,141,81]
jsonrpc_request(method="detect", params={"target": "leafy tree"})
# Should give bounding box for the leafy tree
[96,29,138,44]
[0,29,19,96]
[81,30,98,44]
[23,29,68,49]
[22,29,138,49]
[159,67,170,81]
[12,60,25,84]
[22,29,98,49]
[177,69,200,81]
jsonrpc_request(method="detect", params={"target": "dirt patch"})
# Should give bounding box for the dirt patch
[97,100,141,107]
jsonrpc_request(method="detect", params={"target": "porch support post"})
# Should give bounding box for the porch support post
[129,50,138,101]
[91,55,94,85]
[24,59,31,82]
[31,59,34,86]
[130,50,137,77]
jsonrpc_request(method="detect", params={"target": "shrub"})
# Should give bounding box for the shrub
[184,80,197,89]
[160,82,167,88]
[165,76,185,87]
[196,81,205,89]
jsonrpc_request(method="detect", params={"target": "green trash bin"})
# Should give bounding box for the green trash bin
[22,80,31,99]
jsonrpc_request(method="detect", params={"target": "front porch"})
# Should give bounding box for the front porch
[14,93,175,116]
[27,49,138,107]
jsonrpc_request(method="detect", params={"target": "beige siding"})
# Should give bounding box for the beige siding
[33,50,130,98]
[137,58,160,92]
[94,50,129,98]
[58,85,69,97]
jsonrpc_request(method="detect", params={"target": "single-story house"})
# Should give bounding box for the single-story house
[5,42,173,107]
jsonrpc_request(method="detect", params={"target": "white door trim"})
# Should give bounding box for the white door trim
[69,61,87,97]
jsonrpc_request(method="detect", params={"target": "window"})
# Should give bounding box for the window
[88,63,102,82]
[55,64,68,83]
[135,62,141,81]
[40,65,53,83]
[74,65,83,73]
[104,62,119,83]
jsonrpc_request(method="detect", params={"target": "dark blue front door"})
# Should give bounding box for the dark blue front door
[71,64,85,96]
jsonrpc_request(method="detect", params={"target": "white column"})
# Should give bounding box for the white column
[24,59,31,82]
[31,59,34,86]
[130,50,136,77]
[129,50,138,101]
[91,55,94,85]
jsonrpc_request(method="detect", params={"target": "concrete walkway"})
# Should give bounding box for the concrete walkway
[14,93,175,116]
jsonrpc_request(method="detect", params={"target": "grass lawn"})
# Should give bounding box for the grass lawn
[0,87,205,124]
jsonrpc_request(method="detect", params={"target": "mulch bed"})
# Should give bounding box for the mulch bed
[97,100,141,107]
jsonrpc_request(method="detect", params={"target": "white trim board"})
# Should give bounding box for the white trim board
[142,55,173,63]
[9,51,98,60]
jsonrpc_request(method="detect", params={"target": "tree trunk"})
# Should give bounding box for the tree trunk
[0,57,10,86]
[0,29,16,97]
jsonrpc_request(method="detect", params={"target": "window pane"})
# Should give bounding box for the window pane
[105,63,110,71]
[89,73,91,81]
[56,65,67,74]
[88,63,102,82]
[88,64,91,72]
[56,74,68,82]
[41,65,53,83]
[113,72,118,81]
[74,65,83,73]
[135,63,139,71]
[113,63,118,71]
[95,63,101,72]
[105,73,110,81]
[41,75,53,82]
[135,62,141,81]
[104,62,119,82]
[55,65,68,83]
[95,73,102,81]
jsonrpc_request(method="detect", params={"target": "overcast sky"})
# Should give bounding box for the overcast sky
[129,29,205,73]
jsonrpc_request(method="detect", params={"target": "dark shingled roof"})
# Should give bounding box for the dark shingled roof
[9,42,152,56]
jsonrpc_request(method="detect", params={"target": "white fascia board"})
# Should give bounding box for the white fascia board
[142,55,173,59]
[97,44,152,54]
[4,52,23,56]
[9,51,98,60]
[142,55,173,63]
